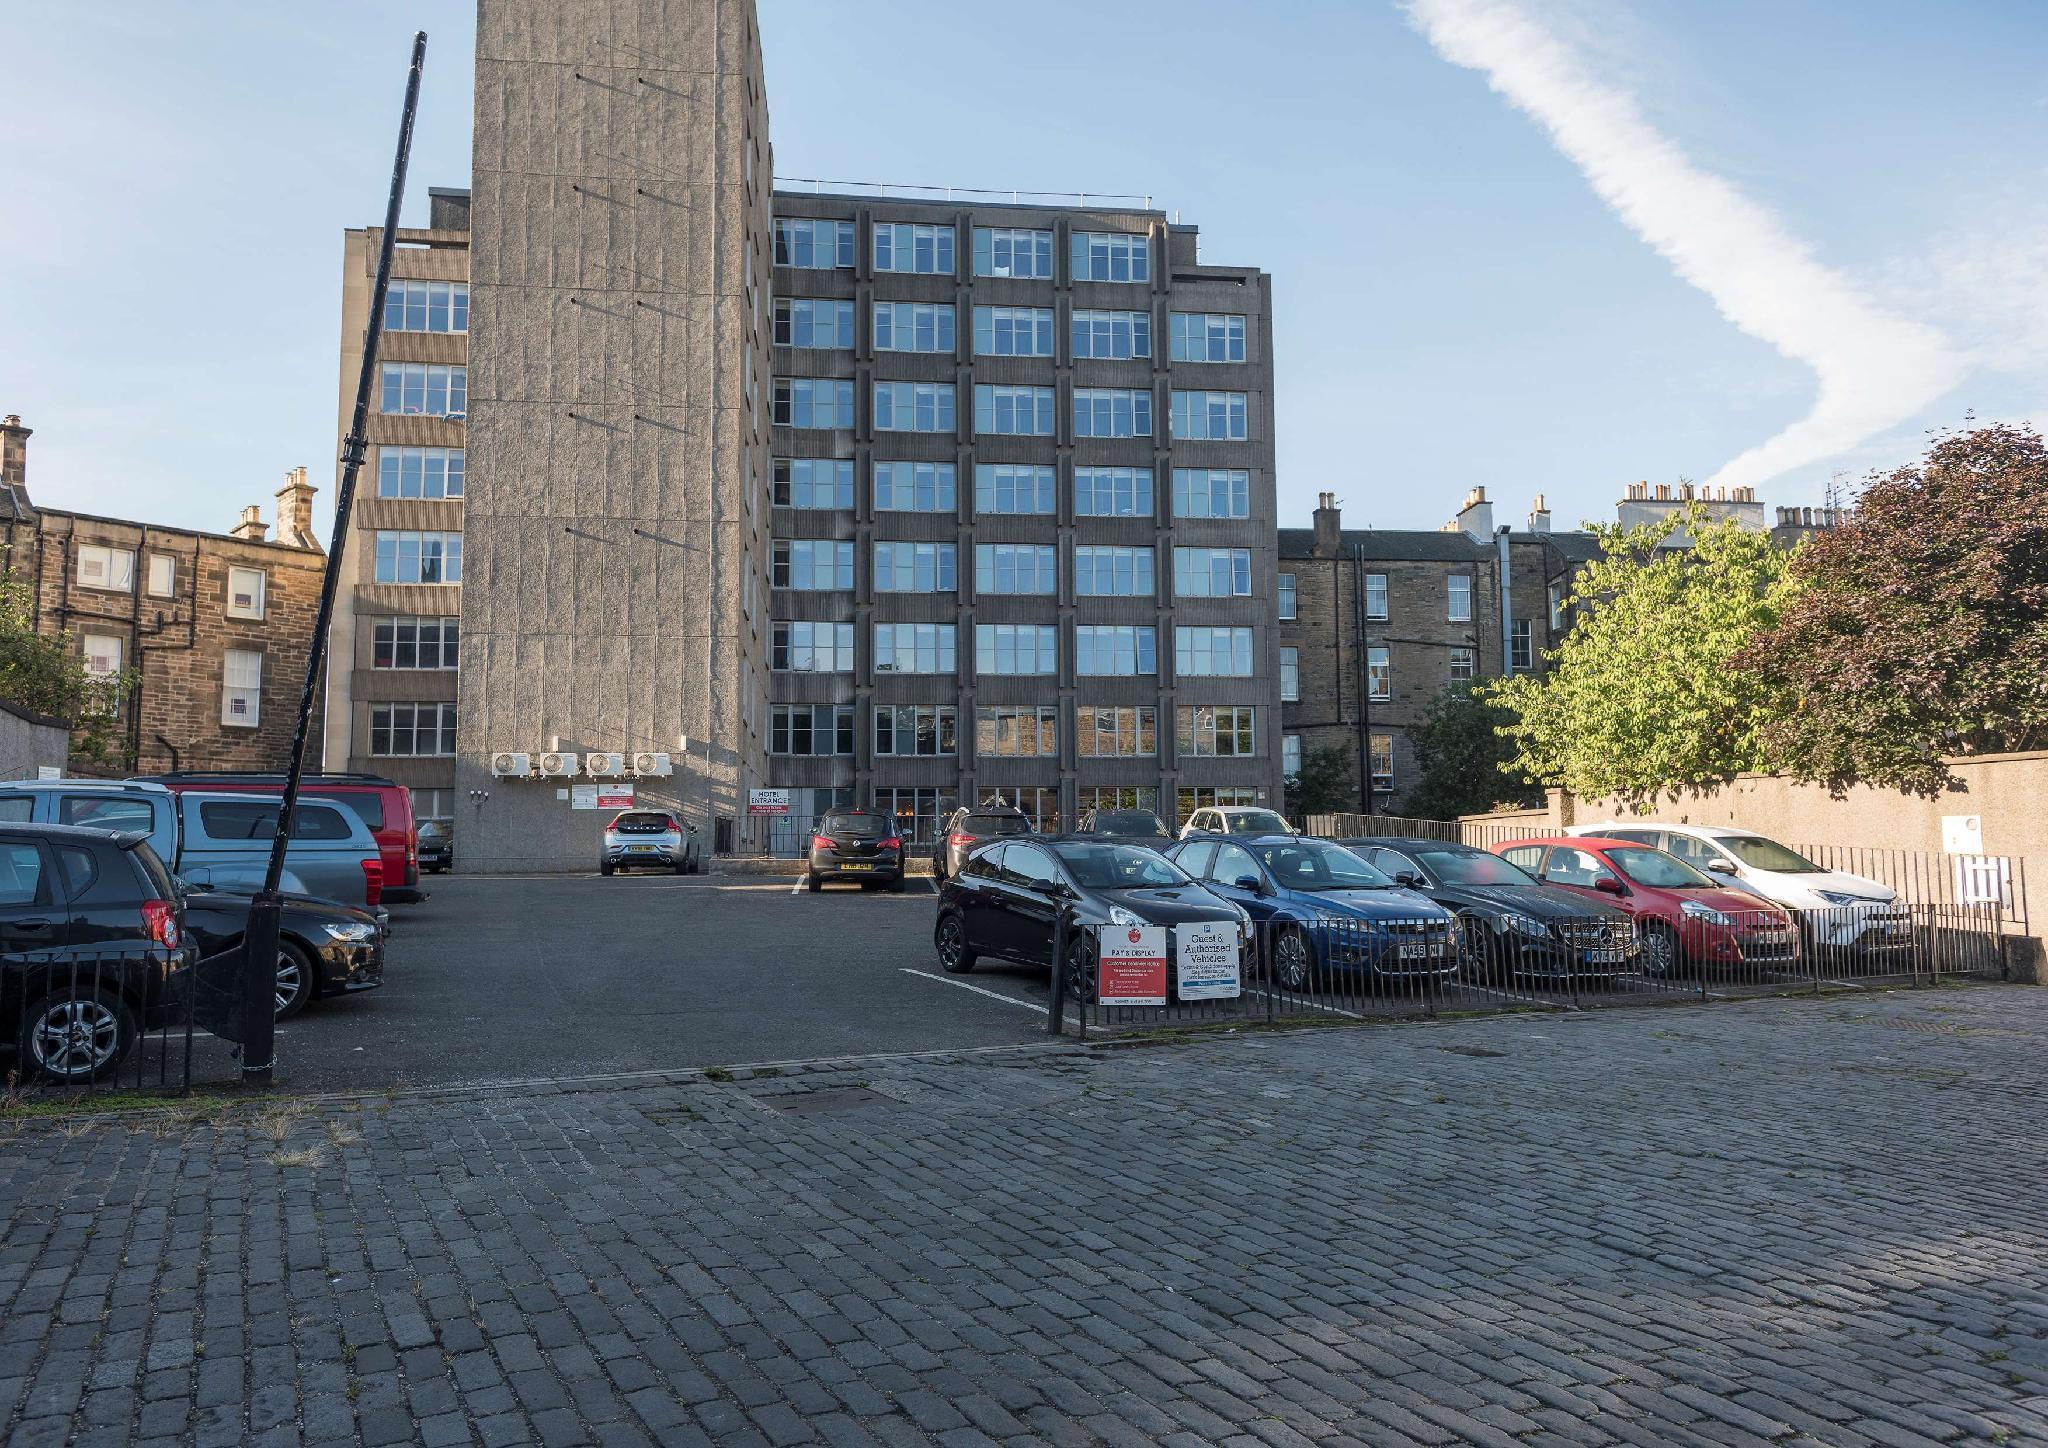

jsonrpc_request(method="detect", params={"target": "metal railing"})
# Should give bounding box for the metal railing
[4,947,203,1100]
[773,176,1156,211]
[1049,902,2004,1036]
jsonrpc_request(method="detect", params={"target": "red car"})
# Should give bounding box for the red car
[138,771,422,903]
[1491,836,1799,978]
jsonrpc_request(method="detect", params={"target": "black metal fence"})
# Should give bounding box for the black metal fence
[1050,902,2005,1036]
[3,947,213,1101]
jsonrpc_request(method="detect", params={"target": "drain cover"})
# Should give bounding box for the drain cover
[762,1088,885,1114]
[1438,1045,1507,1058]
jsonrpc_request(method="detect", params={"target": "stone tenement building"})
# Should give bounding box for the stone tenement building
[1278,488,1598,813]
[0,415,326,774]
[318,0,1283,869]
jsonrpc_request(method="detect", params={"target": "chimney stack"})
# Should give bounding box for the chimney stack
[1453,485,1493,542]
[1311,492,1342,559]
[0,415,31,511]
[275,466,320,548]
[231,505,268,542]
[1527,493,1551,534]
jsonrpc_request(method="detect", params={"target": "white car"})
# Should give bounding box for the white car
[1565,822,1910,954]
[1178,806,1297,840]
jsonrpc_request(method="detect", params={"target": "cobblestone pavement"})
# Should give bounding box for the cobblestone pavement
[5,986,2048,1448]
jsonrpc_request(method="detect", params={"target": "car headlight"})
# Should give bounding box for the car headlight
[1491,911,1549,938]
[1815,889,1883,906]
[1106,906,1143,927]
[1680,900,1734,926]
[321,921,378,943]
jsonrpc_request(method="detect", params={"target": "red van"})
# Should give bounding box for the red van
[137,771,422,903]
[1491,836,1797,979]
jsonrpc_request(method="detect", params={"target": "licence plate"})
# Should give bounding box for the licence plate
[839,863,873,872]
[1398,942,1434,960]
[1752,930,1789,944]
[628,845,655,853]
[1586,947,1625,964]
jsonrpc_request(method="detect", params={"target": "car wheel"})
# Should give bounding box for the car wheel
[1062,929,1098,1002]
[20,987,134,1084]
[1271,926,1314,993]
[600,860,614,877]
[935,912,976,973]
[274,941,313,1020]
[888,873,907,893]
[806,872,822,893]
[1456,913,1496,981]
[673,856,688,876]
[1640,923,1679,979]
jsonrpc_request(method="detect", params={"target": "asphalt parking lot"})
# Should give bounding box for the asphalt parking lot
[271,872,1071,1092]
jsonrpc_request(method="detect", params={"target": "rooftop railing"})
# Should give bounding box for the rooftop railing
[773,176,1156,212]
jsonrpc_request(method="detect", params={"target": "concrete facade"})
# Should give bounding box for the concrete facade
[0,699,69,781]
[451,0,773,870]
[0,415,327,775]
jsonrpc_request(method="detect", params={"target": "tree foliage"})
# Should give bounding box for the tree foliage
[0,562,129,767]
[1284,743,1355,819]
[1742,422,2048,796]
[1487,503,1795,806]
[1405,683,1543,819]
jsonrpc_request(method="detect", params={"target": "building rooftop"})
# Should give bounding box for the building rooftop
[1278,527,1603,562]
[771,176,1162,216]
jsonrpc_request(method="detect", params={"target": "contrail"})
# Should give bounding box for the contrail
[1403,0,1964,489]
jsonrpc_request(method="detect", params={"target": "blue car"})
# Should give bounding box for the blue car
[1163,835,1458,992]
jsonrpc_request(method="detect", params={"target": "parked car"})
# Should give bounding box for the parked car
[1565,822,1911,956]
[600,810,701,876]
[807,808,907,892]
[180,885,385,1020]
[0,823,187,1084]
[1493,836,1799,978]
[931,805,1031,885]
[417,821,453,874]
[175,793,384,910]
[1178,806,1297,840]
[934,836,1249,998]
[1072,808,1174,850]
[0,780,381,910]
[1342,837,1639,980]
[140,771,422,903]
[1163,835,1456,991]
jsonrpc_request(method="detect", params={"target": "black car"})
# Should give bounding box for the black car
[934,836,1249,999]
[180,886,386,1020]
[417,821,453,874]
[1072,808,1174,850]
[1342,837,1641,979]
[931,805,1032,885]
[806,808,907,892]
[0,823,187,1083]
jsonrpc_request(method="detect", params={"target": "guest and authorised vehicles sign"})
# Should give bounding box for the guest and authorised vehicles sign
[1174,921,1241,1000]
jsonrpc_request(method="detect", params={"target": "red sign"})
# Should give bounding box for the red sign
[1098,925,1168,1006]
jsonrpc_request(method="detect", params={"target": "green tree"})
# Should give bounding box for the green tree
[1487,502,1796,806]
[1742,422,2048,796]
[1405,683,1543,819]
[0,563,131,767]
[1284,743,1355,819]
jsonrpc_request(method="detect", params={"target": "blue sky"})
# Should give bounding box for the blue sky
[3,1,2043,539]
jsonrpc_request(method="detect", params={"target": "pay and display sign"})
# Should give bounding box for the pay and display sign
[1098,925,1168,1006]
[1174,921,1241,1000]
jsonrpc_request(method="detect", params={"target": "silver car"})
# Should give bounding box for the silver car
[601,810,701,875]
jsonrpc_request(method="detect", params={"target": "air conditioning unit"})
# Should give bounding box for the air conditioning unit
[585,751,627,778]
[632,751,672,777]
[537,750,579,778]
[490,751,531,778]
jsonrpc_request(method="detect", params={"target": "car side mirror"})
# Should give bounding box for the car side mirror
[1593,876,1624,895]
[1032,878,1066,898]
[1393,872,1423,889]
[1706,859,1735,874]
[1233,874,1265,895]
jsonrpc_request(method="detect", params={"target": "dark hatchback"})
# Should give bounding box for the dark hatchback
[417,821,453,874]
[807,808,907,892]
[1072,809,1174,850]
[181,887,385,1020]
[931,805,1032,885]
[934,836,1249,999]
[0,823,188,1084]
[1343,837,1640,979]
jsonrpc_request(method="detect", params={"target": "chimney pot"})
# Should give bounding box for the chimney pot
[231,505,268,542]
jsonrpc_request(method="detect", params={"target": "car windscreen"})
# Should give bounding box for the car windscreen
[1719,835,1822,873]
[821,812,888,837]
[1227,810,1293,835]
[611,812,676,833]
[1050,842,1190,890]
[1251,840,1393,890]
[1608,847,1717,889]
[1090,812,1165,836]
[1415,848,1534,886]
[60,795,159,833]
[963,814,1030,836]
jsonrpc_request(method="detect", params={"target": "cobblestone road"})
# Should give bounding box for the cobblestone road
[5,986,2048,1447]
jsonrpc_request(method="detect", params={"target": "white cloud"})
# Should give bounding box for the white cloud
[1402,0,1966,490]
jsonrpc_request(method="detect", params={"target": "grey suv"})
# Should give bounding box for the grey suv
[601,811,701,875]
[931,805,1032,885]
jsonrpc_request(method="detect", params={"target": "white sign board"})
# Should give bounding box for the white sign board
[1174,921,1241,1000]
[570,783,600,810]
[1098,925,1168,1006]
[1941,814,1983,855]
[35,766,60,780]
[748,788,791,816]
